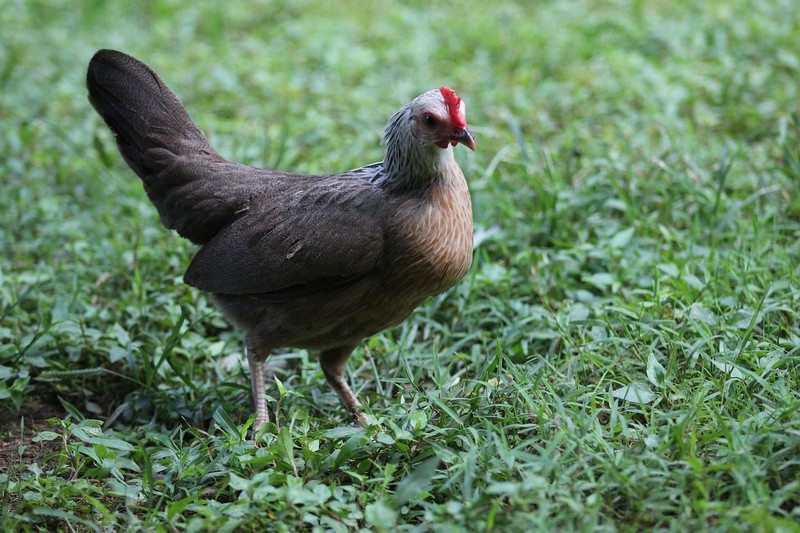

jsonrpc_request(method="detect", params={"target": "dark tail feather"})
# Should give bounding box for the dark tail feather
[87,50,243,244]
[86,49,217,178]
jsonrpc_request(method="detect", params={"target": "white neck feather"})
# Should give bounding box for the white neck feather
[373,105,456,192]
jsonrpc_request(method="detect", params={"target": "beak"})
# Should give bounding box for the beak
[450,128,477,151]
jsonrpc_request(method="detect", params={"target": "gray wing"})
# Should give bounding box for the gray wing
[183,170,389,296]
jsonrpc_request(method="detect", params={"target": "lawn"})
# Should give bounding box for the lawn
[1,0,799,530]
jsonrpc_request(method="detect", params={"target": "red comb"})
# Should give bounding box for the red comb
[440,86,466,129]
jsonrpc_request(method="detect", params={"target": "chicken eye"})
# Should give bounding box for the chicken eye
[423,114,438,127]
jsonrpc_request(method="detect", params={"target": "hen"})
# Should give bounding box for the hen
[86,49,475,429]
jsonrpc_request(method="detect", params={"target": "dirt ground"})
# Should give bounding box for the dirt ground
[0,398,66,471]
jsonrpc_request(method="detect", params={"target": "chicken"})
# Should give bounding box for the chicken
[86,49,475,430]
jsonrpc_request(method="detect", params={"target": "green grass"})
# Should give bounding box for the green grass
[2,0,799,530]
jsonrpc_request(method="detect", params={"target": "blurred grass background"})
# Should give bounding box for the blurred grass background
[1,0,799,530]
